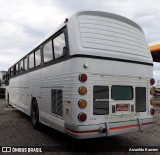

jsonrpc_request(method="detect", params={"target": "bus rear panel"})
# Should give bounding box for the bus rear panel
[65,11,154,138]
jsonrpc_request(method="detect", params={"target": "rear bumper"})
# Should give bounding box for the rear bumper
[65,118,155,139]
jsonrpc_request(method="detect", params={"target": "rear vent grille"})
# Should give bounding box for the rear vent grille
[93,86,109,115]
[135,87,146,112]
[79,16,149,58]
[51,89,63,116]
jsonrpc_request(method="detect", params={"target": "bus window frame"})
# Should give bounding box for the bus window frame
[42,40,54,64]
[35,48,42,67]
[53,32,66,59]
[24,56,28,72]
[29,52,35,70]
[20,59,24,74]
[8,26,69,79]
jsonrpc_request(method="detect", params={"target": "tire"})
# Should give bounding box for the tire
[31,99,40,129]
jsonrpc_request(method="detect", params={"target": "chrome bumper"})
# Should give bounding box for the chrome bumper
[65,118,155,139]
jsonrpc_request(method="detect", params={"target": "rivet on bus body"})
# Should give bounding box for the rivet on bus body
[83,63,88,69]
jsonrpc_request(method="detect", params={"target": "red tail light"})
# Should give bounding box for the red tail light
[150,108,155,115]
[79,73,87,82]
[78,113,87,122]
[150,78,155,85]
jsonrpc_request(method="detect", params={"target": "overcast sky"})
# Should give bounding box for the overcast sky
[0,0,160,84]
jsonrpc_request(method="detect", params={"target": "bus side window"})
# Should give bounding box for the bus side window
[16,63,19,75]
[29,53,34,69]
[24,57,28,71]
[13,64,19,76]
[10,68,13,77]
[53,33,66,59]
[43,40,53,63]
[20,60,24,73]
[35,49,41,66]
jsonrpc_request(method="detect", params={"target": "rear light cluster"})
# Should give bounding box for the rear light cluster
[78,73,87,122]
[150,78,155,115]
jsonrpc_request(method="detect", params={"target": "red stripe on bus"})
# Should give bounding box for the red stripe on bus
[66,122,154,134]
[109,122,155,131]
[109,124,139,131]
[141,122,155,126]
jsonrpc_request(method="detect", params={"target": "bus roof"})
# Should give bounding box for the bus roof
[9,11,152,69]
[21,11,144,58]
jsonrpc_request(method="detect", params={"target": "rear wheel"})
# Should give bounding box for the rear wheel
[31,99,39,129]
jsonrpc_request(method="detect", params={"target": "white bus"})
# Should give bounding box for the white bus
[6,11,155,139]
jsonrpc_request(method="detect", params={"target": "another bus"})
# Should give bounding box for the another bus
[6,11,155,139]
[0,71,6,98]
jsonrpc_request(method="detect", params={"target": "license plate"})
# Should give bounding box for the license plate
[116,104,129,111]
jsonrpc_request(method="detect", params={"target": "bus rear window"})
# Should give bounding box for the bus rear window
[111,86,133,100]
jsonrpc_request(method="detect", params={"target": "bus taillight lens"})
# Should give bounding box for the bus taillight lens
[150,98,155,105]
[78,113,87,122]
[78,99,87,109]
[150,108,155,115]
[150,87,155,95]
[150,78,155,85]
[79,86,87,95]
[79,73,87,82]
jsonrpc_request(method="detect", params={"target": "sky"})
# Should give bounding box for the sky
[0,0,160,84]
